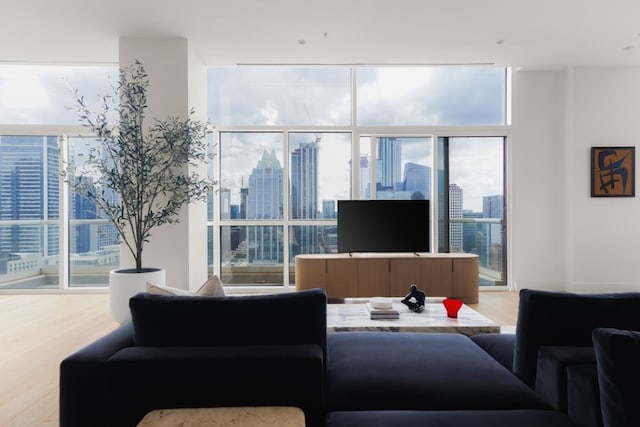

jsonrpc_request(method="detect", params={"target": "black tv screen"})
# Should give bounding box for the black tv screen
[337,200,430,253]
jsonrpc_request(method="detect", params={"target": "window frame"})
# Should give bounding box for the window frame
[209,125,511,291]
[0,64,511,292]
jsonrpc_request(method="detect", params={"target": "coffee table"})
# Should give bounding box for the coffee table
[327,298,500,336]
[138,406,305,427]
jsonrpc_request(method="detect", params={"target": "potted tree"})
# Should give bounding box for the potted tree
[65,61,215,323]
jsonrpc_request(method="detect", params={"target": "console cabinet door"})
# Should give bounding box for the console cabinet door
[421,258,453,298]
[452,257,480,303]
[326,259,358,300]
[294,257,326,291]
[389,259,422,297]
[357,259,390,297]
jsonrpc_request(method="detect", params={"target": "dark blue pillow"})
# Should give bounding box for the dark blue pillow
[592,328,640,427]
[129,288,327,357]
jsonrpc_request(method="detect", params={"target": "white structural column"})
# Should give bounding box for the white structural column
[118,37,209,291]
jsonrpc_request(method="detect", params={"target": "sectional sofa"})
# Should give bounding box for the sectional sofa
[476,288,640,427]
[60,288,639,427]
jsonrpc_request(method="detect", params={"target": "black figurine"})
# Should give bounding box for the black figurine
[401,284,426,312]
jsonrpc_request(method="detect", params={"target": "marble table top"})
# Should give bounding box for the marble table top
[327,298,500,336]
[137,406,305,427]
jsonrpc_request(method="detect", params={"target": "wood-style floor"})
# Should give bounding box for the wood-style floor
[0,291,518,427]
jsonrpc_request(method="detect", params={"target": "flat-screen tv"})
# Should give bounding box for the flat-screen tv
[337,200,430,253]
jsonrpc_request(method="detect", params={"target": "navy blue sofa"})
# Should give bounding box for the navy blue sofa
[60,289,327,427]
[60,288,589,427]
[471,288,640,427]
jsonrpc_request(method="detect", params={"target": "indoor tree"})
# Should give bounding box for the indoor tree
[65,60,215,273]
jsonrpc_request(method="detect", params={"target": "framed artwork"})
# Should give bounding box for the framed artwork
[591,146,635,197]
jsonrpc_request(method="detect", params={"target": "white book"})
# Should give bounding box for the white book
[366,303,400,319]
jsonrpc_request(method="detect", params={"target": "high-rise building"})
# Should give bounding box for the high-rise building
[96,186,120,252]
[483,195,504,272]
[0,136,59,262]
[290,140,318,219]
[449,183,463,252]
[247,150,283,219]
[462,210,482,254]
[291,139,319,255]
[71,176,98,254]
[246,150,283,262]
[322,200,336,219]
[377,137,402,191]
[359,155,370,199]
[483,195,504,220]
[219,188,231,264]
[403,162,431,200]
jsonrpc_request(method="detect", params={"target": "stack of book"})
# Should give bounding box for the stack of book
[366,303,399,320]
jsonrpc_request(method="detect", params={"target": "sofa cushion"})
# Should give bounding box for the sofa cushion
[326,410,578,427]
[470,332,515,371]
[592,328,640,427]
[129,288,327,356]
[325,332,549,412]
[534,345,595,411]
[566,364,602,427]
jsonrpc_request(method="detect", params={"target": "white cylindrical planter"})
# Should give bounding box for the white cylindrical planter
[109,267,166,324]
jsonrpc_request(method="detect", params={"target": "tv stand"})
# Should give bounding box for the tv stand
[294,252,479,304]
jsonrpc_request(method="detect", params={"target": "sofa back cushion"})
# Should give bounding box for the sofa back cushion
[592,328,640,427]
[129,288,327,356]
[514,289,640,387]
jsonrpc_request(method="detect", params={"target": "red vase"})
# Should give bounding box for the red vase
[443,298,463,318]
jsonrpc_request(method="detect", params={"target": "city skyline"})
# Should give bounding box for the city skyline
[216,134,503,260]
[0,64,507,286]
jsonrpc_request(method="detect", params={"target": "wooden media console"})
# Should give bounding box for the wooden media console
[295,253,479,304]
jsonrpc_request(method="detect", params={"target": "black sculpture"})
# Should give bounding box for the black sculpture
[401,284,426,312]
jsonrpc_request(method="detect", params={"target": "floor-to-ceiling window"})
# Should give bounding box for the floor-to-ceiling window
[0,64,117,290]
[437,136,506,286]
[0,64,509,291]
[208,66,510,289]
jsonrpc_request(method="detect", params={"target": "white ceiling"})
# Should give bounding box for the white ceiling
[2,0,640,69]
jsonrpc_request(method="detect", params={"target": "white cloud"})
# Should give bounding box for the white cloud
[0,66,51,122]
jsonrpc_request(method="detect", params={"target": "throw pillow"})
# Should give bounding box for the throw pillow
[145,282,192,296]
[145,275,225,297]
[592,327,640,427]
[194,275,225,297]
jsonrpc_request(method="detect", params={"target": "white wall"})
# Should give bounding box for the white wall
[512,67,640,293]
[567,68,640,292]
[511,70,568,291]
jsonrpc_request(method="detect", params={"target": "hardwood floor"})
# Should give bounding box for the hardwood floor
[0,290,518,426]
[469,290,519,327]
[0,294,119,427]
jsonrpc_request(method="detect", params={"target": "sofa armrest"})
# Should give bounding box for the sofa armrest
[470,333,515,372]
[60,323,134,427]
[514,289,640,387]
[534,346,595,411]
[567,364,602,427]
[104,344,325,427]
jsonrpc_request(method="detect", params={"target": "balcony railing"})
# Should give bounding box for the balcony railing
[1,217,505,289]
[0,219,118,289]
